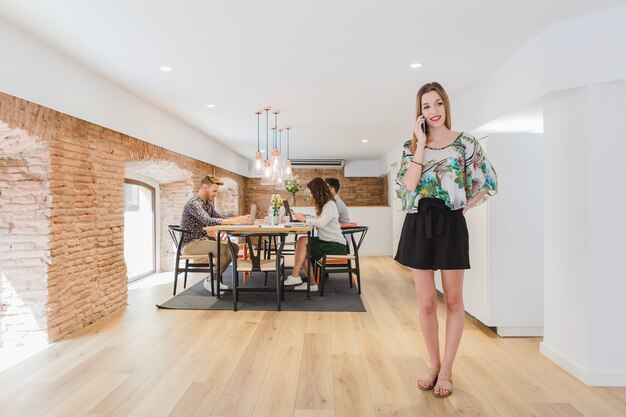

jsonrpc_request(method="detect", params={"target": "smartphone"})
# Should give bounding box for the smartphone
[421,119,429,135]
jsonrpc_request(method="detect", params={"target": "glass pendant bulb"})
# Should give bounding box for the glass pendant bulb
[274,166,284,190]
[254,151,263,175]
[284,160,293,180]
[271,147,280,173]
[253,110,263,176]
[261,159,274,185]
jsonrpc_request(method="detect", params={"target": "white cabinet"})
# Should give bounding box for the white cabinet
[436,134,544,336]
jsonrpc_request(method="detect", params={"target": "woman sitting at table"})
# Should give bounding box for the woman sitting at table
[284,177,348,291]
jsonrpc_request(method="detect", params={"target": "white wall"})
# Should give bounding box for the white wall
[0,18,249,176]
[293,206,391,256]
[488,133,544,332]
[453,5,626,132]
[541,82,626,386]
[348,207,392,256]
[586,82,626,383]
[344,160,380,177]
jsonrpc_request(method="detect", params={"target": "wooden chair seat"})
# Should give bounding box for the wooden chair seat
[178,254,209,261]
[324,254,356,261]
[236,259,281,272]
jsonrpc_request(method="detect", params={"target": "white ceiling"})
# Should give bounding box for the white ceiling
[1,0,625,161]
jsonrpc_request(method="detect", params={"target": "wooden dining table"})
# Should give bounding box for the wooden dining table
[203,223,314,300]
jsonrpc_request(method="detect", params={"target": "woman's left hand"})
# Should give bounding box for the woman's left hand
[293,212,306,222]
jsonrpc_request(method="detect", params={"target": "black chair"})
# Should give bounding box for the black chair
[314,226,368,296]
[167,225,216,296]
[225,232,287,311]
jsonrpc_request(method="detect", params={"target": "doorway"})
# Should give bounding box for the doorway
[124,180,156,282]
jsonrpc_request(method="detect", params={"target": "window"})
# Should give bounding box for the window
[124,180,156,281]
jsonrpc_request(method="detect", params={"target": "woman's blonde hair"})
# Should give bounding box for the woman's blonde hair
[411,82,451,154]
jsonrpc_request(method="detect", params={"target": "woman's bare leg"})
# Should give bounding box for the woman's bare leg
[291,236,308,276]
[412,268,441,389]
[436,268,465,396]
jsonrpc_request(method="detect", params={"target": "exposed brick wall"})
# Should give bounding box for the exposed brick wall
[245,168,388,218]
[0,121,51,348]
[0,92,244,343]
[160,180,193,271]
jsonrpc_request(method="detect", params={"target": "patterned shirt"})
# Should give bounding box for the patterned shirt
[179,194,223,246]
[396,132,498,212]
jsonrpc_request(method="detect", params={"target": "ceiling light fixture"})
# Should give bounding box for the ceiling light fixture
[254,110,262,175]
[284,126,293,180]
[362,139,368,143]
[206,104,215,108]
[409,63,422,69]
[159,66,172,72]
[257,107,292,185]
[261,107,273,185]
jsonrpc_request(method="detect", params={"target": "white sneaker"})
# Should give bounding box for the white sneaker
[294,283,318,291]
[283,275,303,286]
[203,279,228,294]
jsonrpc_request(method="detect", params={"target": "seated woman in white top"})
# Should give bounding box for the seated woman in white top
[284,177,347,291]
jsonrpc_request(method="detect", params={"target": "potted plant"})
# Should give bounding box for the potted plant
[270,194,283,225]
[284,176,301,205]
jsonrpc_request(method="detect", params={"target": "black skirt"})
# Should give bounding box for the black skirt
[394,198,470,270]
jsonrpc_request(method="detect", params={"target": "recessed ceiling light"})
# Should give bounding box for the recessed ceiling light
[410,63,422,69]
[160,66,172,72]
[362,139,368,143]
[206,104,215,108]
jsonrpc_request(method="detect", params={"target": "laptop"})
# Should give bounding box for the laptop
[282,199,304,223]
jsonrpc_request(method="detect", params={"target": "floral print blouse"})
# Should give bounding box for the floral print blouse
[395,133,498,212]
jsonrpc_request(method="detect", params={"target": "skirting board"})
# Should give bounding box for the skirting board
[496,326,543,337]
[540,342,626,387]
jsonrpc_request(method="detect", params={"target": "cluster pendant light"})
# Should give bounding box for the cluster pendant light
[255,106,293,186]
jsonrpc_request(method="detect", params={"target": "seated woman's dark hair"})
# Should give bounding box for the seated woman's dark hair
[307,177,334,215]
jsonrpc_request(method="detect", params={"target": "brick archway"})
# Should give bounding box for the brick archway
[0,122,51,349]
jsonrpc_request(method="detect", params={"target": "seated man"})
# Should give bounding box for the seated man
[180,175,250,292]
[325,177,351,224]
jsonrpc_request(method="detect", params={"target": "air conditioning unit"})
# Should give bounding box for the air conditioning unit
[290,159,345,169]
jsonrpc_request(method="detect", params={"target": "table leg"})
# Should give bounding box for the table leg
[216,231,221,299]
[307,230,311,300]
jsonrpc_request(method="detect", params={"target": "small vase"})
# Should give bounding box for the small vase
[290,193,297,205]
[271,215,279,225]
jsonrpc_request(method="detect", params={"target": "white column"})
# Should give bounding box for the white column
[541,81,626,386]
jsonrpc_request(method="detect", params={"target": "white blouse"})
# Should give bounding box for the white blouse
[306,201,345,245]
[395,133,498,212]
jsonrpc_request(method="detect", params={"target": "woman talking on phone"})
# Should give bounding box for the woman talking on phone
[395,82,497,398]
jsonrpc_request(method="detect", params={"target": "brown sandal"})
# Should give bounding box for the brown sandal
[433,371,453,398]
[417,367,439,391]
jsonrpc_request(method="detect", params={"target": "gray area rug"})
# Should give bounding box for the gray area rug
[156,269,365,312]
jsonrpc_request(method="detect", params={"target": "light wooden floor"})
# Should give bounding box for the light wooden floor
[1,257,625,417]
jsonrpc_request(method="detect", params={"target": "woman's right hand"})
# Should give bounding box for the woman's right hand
[413,115,427,145]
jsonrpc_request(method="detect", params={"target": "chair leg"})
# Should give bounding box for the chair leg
[355,258,362,295]
[209,253,215,296]
[264,272,268,286]
[320,256,327,296]
[349,260,354,288]
[276,266,281,311]
[173,262,179,296]
[183,259,189,289]
[233,271,238,311]
[281,263,285,301]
